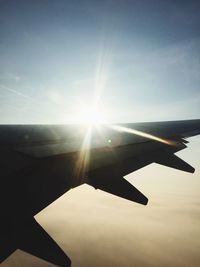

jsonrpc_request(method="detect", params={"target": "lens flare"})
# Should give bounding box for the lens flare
[111,125,176,145]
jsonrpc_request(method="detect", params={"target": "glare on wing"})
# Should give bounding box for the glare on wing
[73,103,177,182]
[111,125,175,145]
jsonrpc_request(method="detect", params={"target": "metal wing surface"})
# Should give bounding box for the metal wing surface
[1,119,200,205]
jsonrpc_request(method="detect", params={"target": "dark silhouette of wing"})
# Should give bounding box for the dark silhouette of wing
[0,218,71,266]
[0,119,200,265]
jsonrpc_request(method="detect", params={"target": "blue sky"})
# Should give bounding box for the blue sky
[0,0,200,123]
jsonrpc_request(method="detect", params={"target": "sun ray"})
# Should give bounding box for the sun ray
[74,126,92,185]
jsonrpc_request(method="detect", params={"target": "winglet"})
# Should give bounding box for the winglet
[155,154,195,173]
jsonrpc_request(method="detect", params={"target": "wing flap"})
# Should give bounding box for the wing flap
[88,173,148,205]
[154,153,195,173]
[0,218,71,266]
[19,218,71,266]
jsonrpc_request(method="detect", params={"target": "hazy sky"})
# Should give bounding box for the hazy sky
[1,1,200,267]
[0,0,200,123]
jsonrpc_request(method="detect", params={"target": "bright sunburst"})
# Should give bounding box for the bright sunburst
[74,106,106,125]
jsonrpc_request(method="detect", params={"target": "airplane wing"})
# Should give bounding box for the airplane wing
[87,120,199,205]
[0,119,200,265]
[6,119,199,206]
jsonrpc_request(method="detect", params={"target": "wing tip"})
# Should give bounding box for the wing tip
[141,197,148,205]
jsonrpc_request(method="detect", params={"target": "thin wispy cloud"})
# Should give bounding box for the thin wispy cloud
[0,84,33,100]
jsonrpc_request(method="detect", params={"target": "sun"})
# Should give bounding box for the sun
[74,106,105,125]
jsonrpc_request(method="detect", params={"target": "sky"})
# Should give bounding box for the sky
[0,0,200,267]
[0,0,200,123]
